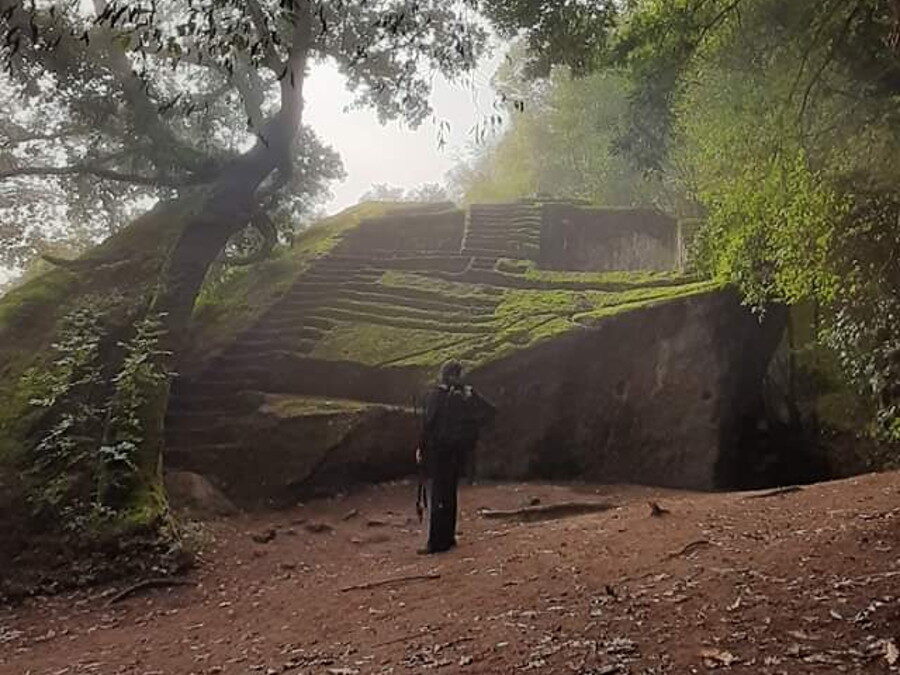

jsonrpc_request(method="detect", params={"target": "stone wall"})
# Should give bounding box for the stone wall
[470,290,786,490]
[336,207,465,255]
[539,204,679,272]
[169,399,418,508]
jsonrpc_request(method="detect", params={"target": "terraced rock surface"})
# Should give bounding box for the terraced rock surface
[166,201,769,507]
[462,202,542,266]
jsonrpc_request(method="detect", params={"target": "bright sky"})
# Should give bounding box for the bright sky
[304,50,504,213]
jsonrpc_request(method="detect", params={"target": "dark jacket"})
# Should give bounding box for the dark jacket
[420,383,495,468]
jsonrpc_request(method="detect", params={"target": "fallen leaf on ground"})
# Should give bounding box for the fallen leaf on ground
[700,647,739,668]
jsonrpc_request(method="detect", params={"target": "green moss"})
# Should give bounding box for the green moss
[573,281,721,325]
[117,476,169,531]
[260,394,409,418]
[312,322,474,365]
[0,269,77,335]
[308,266,718,371]
[186,202,407,368]
[380,270,501,300]
[520,266,694,288]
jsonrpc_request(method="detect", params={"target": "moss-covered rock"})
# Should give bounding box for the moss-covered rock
[0,199,194,588]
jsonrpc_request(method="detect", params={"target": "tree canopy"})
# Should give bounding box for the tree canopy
[0,0,485,273]
[462,0,900,439]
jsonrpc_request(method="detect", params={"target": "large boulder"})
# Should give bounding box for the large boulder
[164,470,239,517]
[472,289,785,489]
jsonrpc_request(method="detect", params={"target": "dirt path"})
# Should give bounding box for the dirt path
[3,473,900,674]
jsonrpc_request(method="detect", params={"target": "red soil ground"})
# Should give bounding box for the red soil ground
[3,472,900,674]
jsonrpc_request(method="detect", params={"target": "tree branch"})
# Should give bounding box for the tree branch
[92,27,211,173]
[246,0,285,73]
[232,55,267,131]
[0,164,214,187]
[0,129,79,148]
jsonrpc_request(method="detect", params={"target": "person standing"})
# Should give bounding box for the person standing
[417,360,495,554]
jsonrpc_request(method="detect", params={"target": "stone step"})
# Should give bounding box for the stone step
[178,356,429,403]
[166,391,259,414]
[282,288,497,314]
[221,340,317,359]
[302,270,382,282]
[239,325,325,342]
[325,251,466,264]
[165,410,236,428]
[283,282,501,306]
[465,229,540,238]
[283,298,497,324]
[467,215,542,230]
[467,225,541,234]
[460,247,528,258]
[252,315,335,332]
[165,443,244,463]
[311,307,496,333]
[465,233,540,243]
[469,212,541,221]
[464,239,539,251]
[470,205,540,214]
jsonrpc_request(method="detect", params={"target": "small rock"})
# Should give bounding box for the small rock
[700,647,739,668]
[165,470,238,517]
[351,534,391,545]
[251,528,277,544]
[342,509,360,521]
[596,666,624,675]
[305,521,334,534]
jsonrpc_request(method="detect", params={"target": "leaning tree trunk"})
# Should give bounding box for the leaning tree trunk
[156,3,312,338]
[125,1,313,526]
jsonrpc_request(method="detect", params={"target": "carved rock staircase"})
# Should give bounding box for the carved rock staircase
[166,261,510,465]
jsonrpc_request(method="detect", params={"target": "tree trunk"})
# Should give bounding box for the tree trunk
[141,2,313,525]
[155,2,312,339]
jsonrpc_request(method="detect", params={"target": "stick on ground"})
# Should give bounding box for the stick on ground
[744,485,803,499]
[340,572,440,593]
[106,577,195,606]
[666,539,712,560]
[478,501,614,523]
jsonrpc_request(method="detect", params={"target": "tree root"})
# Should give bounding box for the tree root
[478,501,614,523]
[106,576,195,606]
[666,539,712,560]
[340,572,440,593]
[744,485,803,499]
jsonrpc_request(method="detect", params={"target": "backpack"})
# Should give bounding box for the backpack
[430,384,479,448]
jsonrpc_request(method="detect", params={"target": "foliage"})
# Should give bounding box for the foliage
[22,297,171,533]
[99,313,172,506]
[483,0,900,441]
[449,45,666,208]
[0,0,485,275]
[657,0,900,437]
[360,182,450,203]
